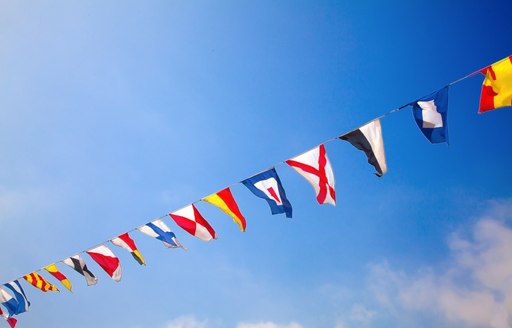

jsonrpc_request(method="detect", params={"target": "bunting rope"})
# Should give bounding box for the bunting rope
[1,54,510,324]
[0,56,495,283]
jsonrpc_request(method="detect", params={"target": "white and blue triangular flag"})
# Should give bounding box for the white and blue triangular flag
[3,281,30,315]
[242,168,293,218]
[138,219,186,249]
[412,86,449,144]
[0,287,19,317]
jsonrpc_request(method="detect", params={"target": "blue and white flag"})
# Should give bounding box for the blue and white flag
[3,281,30,315]
[138,219,186,249]
[0,287,18,317]
[412,86,449,144]
[242,168,292,218]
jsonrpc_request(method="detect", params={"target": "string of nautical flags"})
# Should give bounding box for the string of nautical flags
[1,54,510,328]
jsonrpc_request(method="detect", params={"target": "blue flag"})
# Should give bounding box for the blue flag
[242,168,292,218]
[137,219,185,249]
[0,287,19,317]
[3,281,30,315]
[412,86,449,144]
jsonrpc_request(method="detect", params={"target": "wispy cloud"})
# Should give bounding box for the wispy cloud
[164,315,208,328]
[369,199,512,328]
[236,322,303,328]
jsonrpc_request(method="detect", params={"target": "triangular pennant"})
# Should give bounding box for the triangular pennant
[286,144,336,205]
[111,233,146,266]
[0,288,18,317]
[137,219,186,249]
[479,55,512,113]
[63,255,98,286]
[169,204,216,241]
[203,187,247,231]
[339,118,388,176]
[44,264,72,292]
[23,272,59,292]
[411,87,449,144]
[242,168,293,218]
[86,245,122,282]
[2,282,29,315]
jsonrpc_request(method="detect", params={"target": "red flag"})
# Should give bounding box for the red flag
[170,204,216,241]
[86,245,122,282]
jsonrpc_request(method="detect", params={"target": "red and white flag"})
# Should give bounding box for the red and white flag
[86,245,122,282]
[169,204,216,241]
[286,144,336,205]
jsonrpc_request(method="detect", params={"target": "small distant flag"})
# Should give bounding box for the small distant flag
[2,281,29,315]
[0,307,17,327]
[137,219,185,249]
[6,317,17,328]
[242,168,293,218]
[44,264,72,292]
[86,245,122,282]
[286,144,336,205]
[411,87,449,144]
[203,188,247,231]
[63,255,98,286]
[0,307,17,328]
[111,233,146,265]
[479,55,512,113]
[170,204,217,241]
[0,287,18,317]
[23,272,59,292]
[339,119,388,176]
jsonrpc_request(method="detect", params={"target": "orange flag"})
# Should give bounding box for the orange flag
[479,55,512,113]
[23,272,59,292]
[203,187,247,232]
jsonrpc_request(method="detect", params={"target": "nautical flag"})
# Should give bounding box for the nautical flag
[23,272,59,292]
[242,168,292,218]
[63,255,98,286]
[138,219,185,249]
[411,87,449,144]
[0,288,18,317]
[203,188,247,231]
[339,119,388,176]
[86,245,122,282]
[286,144,336,205]
[0,307,17,328]
[111,233,146,265]
[6,317,17,328]
[44,264,72,292]
[2,281,29,315]
[479,55,512,113]
[170,204,216,241]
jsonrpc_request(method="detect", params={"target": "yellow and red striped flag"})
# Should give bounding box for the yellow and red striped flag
[479,55,512,113]
[203,187,247,232]
[44,264,72,292]
[23,272,59,292]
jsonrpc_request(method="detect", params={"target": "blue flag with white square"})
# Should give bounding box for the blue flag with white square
[3,281,30,315]
[412,86,449,144]
[242,168,292,218]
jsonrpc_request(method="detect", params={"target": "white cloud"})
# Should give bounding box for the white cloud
[349,304,376,323]
[236,322,303,328]
[369,199,512,328]
[164,316,208,328]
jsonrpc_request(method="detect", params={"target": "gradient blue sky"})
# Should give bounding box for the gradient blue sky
[0,1,511,327]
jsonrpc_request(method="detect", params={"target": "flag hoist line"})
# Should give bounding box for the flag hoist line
[0,55,506,293]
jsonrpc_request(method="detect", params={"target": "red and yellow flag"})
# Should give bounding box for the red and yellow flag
[203,187,247,232]
[44,264,72,292]
[479,55,512,113]
[23,272,59,292]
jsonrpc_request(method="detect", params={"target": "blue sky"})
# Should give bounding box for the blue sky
[0,1,511,327]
